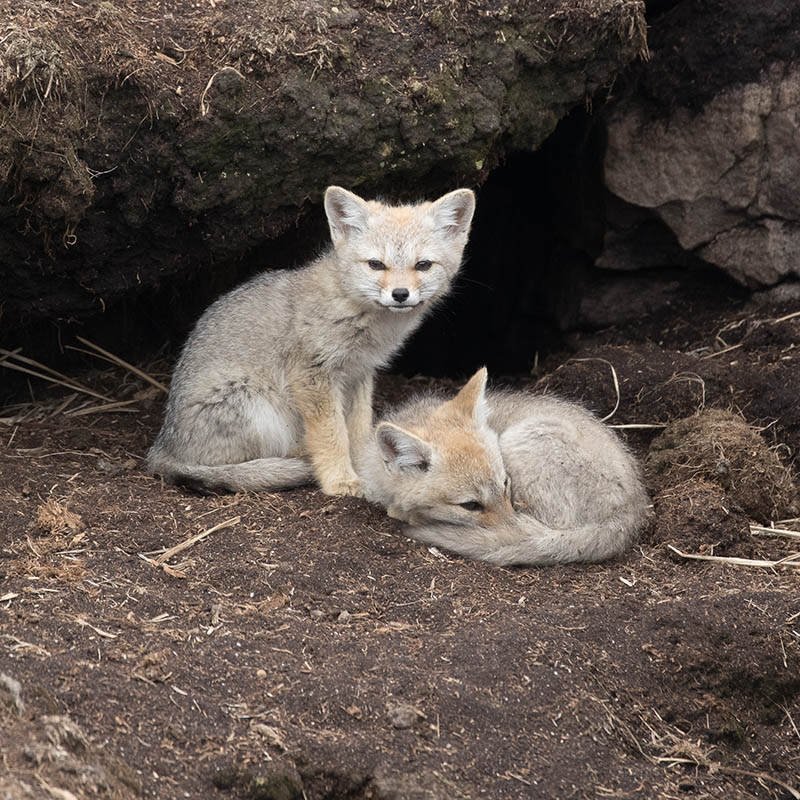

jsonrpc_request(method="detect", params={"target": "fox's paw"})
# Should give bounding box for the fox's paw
[321,477,365,498]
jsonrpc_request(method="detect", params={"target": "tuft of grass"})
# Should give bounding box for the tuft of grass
[0,17,71,105]
[36,497,85,535]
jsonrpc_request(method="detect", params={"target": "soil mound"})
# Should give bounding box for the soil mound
[646,479,752,557]
[646,409,798,524]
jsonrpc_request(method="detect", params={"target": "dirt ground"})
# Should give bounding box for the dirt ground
[1,283,799,799]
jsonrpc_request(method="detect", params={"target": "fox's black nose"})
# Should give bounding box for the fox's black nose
[392,288,410,303]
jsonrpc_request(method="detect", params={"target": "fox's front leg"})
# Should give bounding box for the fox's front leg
[291,370,364,497]
[346,373,374,462]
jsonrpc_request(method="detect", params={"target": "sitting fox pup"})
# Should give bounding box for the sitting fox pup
[147,186,476,496]
[359,368,650,565]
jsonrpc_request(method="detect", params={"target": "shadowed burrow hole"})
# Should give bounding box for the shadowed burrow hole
[101,106,613,379]
[1,104,737,403]
[398,107,608,377]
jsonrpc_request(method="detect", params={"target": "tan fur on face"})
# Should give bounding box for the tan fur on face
[372,204,423,225]
[378,269,421,293]
[399,398,513,525]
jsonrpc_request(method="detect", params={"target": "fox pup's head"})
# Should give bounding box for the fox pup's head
[324,186,475,313]
[376,368,514,528]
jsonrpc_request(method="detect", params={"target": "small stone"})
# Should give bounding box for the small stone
[0,673,24,714]
[345,705,363,719]
[386,703,422,729]
[251,723,287,751]
[336,610,351,624]
[256,669,267,680]
[309,610,324,621]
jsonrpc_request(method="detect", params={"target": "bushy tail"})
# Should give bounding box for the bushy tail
[406,506,648,566]
[146,450,313,493]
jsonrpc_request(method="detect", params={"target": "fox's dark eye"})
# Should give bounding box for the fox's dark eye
[368,259,387,270]
[415,260,432,271]
[459,501,484,512]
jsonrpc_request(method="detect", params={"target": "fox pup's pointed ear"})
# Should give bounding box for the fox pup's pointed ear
[377,423,432,473]
[451,367,489,426]
[324,186,369,245]
[429,188,475,239]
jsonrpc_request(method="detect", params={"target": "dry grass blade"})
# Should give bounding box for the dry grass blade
[154,516,241,565]
[570,358,620,422]
[750,525,800,540]
[73,617,119,639]
[716,766,799,800]
[700,342,743,360]
[668,544,800,568]
[138,553,188,578]
[666,372,706,407]
[75,336,168,394]
[65,399,140,417]
[769,309,800,325]
[781,704,800,742]
[590,696,655,763]
[0,348,77,385]
[772,551,800,566]
[200,66,245,115]
[0,348,113,402]
[698,310,799,362]
[609,423,667,430]
[652,759,800,799]
[50,393,78,416]
[643,705,800,798]
[36,775,80,800]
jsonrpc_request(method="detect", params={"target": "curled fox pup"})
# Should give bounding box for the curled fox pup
[359,368,650,566]
[147,186,475,496]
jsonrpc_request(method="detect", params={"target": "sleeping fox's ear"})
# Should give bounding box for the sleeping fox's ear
[450,367,489,426]
[376,423,432,473]
[429,188,475,239]
[325,186,370,245]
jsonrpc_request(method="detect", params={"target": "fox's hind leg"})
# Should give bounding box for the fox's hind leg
[174,381,299,465]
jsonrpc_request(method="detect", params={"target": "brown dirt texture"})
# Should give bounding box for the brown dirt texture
[1,285,799,799]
